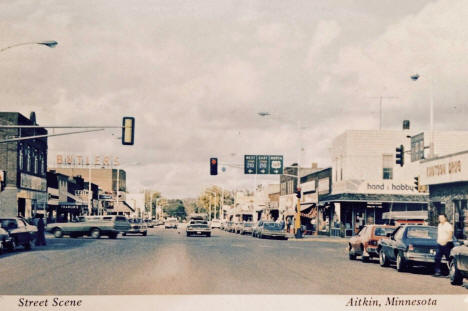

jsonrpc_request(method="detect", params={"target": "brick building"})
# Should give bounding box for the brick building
[0,112,48,218]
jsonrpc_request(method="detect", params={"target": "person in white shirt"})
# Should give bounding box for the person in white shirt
[433,214,454,277]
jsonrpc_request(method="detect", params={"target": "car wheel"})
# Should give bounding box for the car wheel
[259,233,263,239]
[207,233,211,237]
[396,252,407,272]
[348,245,356,260]
[25,238,34,251]
[122,232,127,236]
[360,245,369,262]
[379,249,389,267]
[90,228,101,239]
[142,231,147,236]
[53,228,63,238]
[187,232,191,237]
[109,233,118,239]
[449,259,463,285]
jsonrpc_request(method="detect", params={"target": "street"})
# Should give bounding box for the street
[0,227,466,295]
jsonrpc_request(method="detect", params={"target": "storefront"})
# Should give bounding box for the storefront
[420,150,468,239]
[321,180,428,237]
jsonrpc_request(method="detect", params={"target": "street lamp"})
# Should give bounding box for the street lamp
[410,73,435,158]
[0,40,58,53]
[257,112,303,238]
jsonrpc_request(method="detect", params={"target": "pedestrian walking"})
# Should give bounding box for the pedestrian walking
[433,213,453,277]
[286,217,292,233]
[35,214,47,246]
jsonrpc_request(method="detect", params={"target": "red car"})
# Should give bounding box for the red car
[348,225,395,262]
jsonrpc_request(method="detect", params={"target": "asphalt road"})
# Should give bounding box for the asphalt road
[0,226,467,295]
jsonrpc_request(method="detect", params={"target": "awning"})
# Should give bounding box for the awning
[320,193,429,204]
[300,203,315,212]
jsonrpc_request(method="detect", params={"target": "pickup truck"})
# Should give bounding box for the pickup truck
[46,215,130,239]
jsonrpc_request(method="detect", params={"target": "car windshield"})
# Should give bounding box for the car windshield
[0,219,16,229]
[243,223,253,227]
[374,227,394,236]
[264,222,282,230]
[406,227,437,239]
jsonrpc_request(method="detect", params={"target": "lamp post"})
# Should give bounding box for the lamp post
[257,112,304,238]
[411,73,435,158]
[1,39,57,219]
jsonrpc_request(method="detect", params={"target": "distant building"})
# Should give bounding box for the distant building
[0,112,47,218]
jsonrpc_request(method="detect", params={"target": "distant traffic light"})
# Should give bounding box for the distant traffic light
[295,187,302,199]
[395,145,404,167]
[210,158,218,175]
[414,176,419,190]
[122,117,135,145]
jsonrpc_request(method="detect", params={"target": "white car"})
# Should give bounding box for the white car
[211,219,221,229]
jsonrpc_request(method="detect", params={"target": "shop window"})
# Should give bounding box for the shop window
[26,146,31,172]
[34,150,38,174]
[382,154,393,180]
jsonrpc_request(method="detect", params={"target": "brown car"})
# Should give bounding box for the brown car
[348,225,395,262]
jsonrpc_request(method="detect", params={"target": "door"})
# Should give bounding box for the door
[17,199,26,217]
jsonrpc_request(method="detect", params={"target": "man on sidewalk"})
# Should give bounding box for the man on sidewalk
[433,213,453,277]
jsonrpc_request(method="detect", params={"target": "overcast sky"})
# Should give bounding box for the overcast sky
[2,0,468,198]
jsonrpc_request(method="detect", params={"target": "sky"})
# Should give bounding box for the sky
[1,0,468,198]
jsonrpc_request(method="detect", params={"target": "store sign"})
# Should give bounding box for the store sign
[20,173,47,192]
[303,192,318,204]
[332,179,421,195]
[55,154,120,167]
[301,181,316,193]
[420,151,467,185]
[318,178,330,195]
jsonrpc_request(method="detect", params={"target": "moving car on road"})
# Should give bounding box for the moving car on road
[186,219,211,237]
[144,219,155,228]
[255,221,287,239]
[0,217,37,250]
[165,217,178,229]
[348,225,395,262]
[46,215,130,239]
[449,240,468,286]
[378,225,454,272]
[123,218,148,236]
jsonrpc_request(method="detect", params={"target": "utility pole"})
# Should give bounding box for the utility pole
[368,96,399,129]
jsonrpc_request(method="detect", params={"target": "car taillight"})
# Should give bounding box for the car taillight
[408,244,414,251]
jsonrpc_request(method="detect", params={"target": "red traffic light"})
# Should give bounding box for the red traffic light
[210,157,218,175]
[211,159,217,165]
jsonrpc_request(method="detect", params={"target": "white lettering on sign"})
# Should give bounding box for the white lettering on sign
[56,154,120,167]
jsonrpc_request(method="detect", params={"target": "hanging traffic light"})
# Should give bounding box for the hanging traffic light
[210,158,218,175]
[395,145,404,167]
[122,117,135,145]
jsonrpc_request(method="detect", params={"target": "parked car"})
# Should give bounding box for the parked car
[449,240,468,286]
[348,225,396,262]
[123,218,148,236]
[240,222,254,235]
[256,221,287,239]
[165,217,178,229]
[186,219,211,237]
[211,219,221,229]
[220,220,226,230]
[225,221,234,232]
[154,219,164,226]
[0,217,37,250]
[234,222,244,234]
[46,215,130,239]
[252,221,263,237]
[378,225,456,272]
[0,227,13,254]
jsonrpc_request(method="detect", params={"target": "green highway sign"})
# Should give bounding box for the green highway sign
[256,155,269,174]
[244,155,257,174]
[243,155,283,175]
[269,155,283,174]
